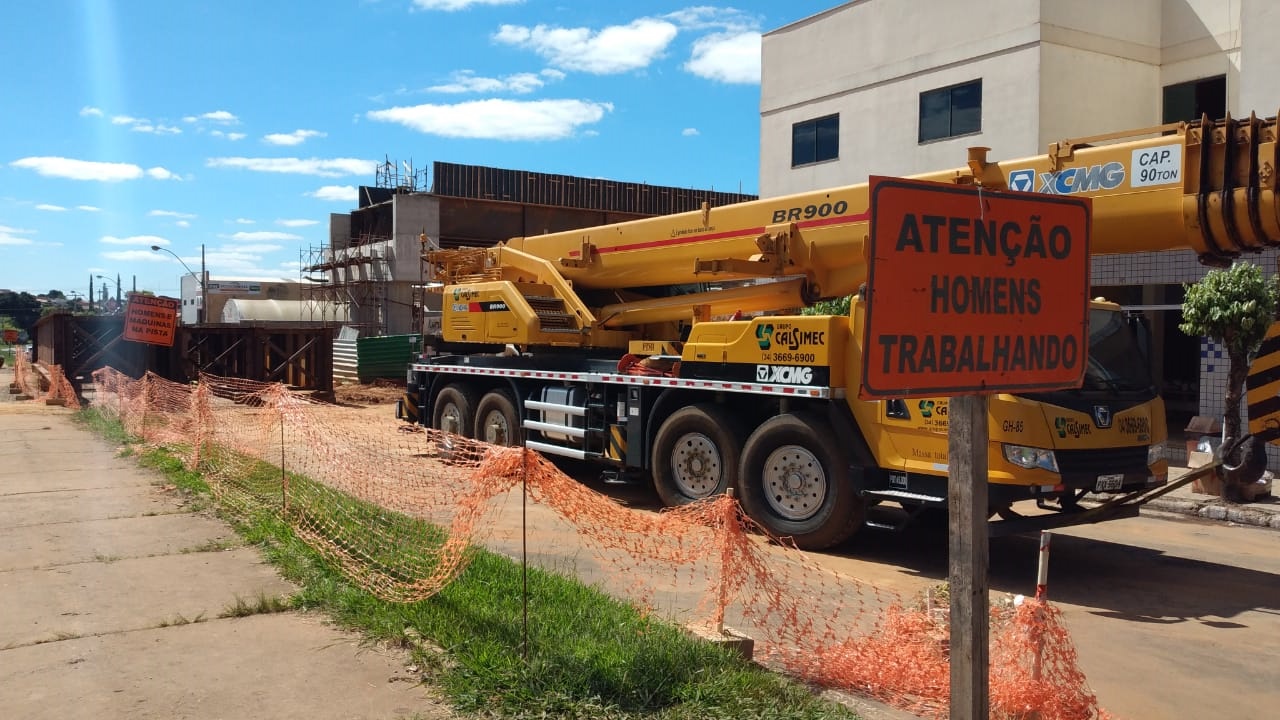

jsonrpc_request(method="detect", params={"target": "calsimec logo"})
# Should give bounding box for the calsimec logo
[918,400,935,418]
[1055,416,1093,438]
[756,323,773,350]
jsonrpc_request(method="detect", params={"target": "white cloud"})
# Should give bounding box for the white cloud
[427,69,562,95]
[101,234,171,246]
[228,231,302,242]
[664,7,758,32]
[103,248,173,262]
[412,0,522,10]
[306,185,357,202]
[10,156,144,182]
[211,130,247,141]
[80,106,104,117]
[207,157,375,177]
[0,227,34,245]
[77,205,101,212]
[222,243,284,253]
[111,114,143,125]
[682,127,699,136]
[368,98,611,140]
[193,110,239,124]
[684,31,761,84]
[146,167,181,181]
[235,218,256,224]
[35,203,68,212]
[277,218,319,227]
[0,225,37,246]
[494,19,678,74]
[132,123,182,135]
[149,209,197,219]
[262,129,326,146]
[176,220,191,228]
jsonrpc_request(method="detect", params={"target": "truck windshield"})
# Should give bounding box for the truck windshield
[1082,309,1152,391]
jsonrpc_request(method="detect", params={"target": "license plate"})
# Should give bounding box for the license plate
[1095,474,1124,491]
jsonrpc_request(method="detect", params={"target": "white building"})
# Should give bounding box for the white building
[761,0,1280,449]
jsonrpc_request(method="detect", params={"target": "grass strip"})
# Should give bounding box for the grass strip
[75,408,856,720]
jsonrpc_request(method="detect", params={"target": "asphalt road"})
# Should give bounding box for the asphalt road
[564,464,1280,720]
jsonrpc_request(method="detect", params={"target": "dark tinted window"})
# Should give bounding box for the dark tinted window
[792,114,839,167]
[1162,75,1226,123]
[918,79,982,143]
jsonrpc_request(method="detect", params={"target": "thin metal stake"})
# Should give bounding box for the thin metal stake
[521,448,529,662]
[280,403,288,516]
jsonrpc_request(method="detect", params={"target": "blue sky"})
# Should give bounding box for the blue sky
[0,0,837,298]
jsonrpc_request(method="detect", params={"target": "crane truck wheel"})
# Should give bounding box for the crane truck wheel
[474,390,522,447]
[737,412,865,551]
[651,403,744,506]
[431,384,478,464]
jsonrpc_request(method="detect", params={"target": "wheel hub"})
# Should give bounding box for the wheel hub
[482,411,509,445]
[441,405,462,435]
[672,433,722,498]
[762,446,826,521]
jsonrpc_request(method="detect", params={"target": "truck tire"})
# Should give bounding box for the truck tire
[651,404,743,506]
[432,384,476,438]
[474,390,521,447]
[737,412,865,550]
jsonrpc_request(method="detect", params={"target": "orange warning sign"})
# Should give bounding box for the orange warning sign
[123,294,180,347]
[860,176,1090,399]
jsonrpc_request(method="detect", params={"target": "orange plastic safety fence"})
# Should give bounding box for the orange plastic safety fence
[11,352,78,408]
[87,366,1111,719]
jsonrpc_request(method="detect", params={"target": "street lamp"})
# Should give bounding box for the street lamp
[151,244,206,325]
[94,274,121,311]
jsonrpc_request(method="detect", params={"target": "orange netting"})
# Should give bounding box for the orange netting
[80,366,1109,719]
[12,350,78,408]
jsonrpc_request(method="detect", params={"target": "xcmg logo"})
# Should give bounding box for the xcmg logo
[1008,162,1125,195]
[756,365,814,385]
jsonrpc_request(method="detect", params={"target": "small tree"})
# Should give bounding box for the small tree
[1180,261,1280,498]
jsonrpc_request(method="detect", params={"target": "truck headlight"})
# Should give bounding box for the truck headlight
[1147,441,1167,466]
[1003,444,1059,472]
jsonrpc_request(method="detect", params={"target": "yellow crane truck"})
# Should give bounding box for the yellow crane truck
[399,113,1280,549]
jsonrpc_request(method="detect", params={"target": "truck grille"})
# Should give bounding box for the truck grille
[1055,446,1148,475]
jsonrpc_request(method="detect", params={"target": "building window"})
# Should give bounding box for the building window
[792,114,839,167]
[1162,75,1226,123]
[918,79,982,143]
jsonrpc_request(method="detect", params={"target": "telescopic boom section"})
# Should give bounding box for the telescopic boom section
[498,114,1280,305]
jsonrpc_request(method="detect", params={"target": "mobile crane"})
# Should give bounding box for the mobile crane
[399,113,1280,549]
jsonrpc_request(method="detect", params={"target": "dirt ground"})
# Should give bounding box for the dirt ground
[333,380,405,406]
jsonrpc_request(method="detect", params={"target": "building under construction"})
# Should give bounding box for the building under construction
[304,160,757,337]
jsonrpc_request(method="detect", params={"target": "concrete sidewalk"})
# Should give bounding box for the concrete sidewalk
[1138,465,1280,530]
[0,368,453,720]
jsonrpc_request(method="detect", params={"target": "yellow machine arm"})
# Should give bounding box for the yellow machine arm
[498,114,1280,306]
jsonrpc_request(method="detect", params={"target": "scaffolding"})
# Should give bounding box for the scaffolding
[301,242,390,337]
[375,156,428,193]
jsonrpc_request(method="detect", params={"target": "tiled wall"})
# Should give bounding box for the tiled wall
[1093,248,1280,472]
[1091,248,1213,286]
[1200,338,1229,421]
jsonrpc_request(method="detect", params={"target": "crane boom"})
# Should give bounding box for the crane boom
[500,115,1278,296]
